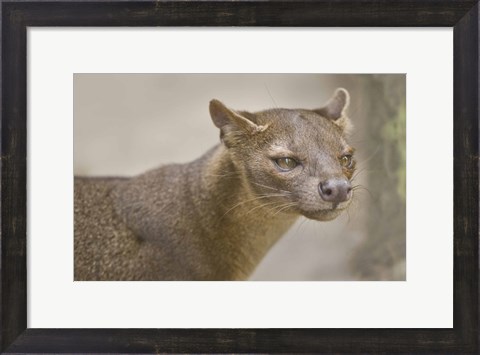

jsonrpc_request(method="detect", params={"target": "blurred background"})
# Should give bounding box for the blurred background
[74,74,406,281]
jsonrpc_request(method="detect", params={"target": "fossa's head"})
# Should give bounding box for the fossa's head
[209,88,355,221]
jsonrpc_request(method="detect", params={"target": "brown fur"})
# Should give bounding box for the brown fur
[74,88,356,280]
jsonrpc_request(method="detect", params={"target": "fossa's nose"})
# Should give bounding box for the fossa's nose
[319,178,352,203]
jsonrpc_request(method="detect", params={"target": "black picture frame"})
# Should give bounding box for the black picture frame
[1,0,478,353]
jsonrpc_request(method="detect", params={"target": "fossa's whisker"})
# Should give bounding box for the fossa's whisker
[244,200,287,217]
[271,202,298,217]
[250,181,292,194]
[221,193,288,219]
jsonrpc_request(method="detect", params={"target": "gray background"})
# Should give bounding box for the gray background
[74,74,404,281]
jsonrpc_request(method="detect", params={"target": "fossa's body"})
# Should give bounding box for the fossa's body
[74,88,356,280]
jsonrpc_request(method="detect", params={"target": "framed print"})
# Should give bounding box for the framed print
[1,0,478,353]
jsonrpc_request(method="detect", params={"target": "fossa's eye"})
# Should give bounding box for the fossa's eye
[340,154,353,168]
[275,157,298,171]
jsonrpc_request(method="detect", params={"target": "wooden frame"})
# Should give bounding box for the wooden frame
[1,0,478,353]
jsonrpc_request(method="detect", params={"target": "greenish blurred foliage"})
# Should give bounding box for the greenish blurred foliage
[382,99,406,202]
[351,75,406,280]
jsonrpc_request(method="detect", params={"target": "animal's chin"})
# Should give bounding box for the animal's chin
[300,206,347,221]
[298,197,352,221]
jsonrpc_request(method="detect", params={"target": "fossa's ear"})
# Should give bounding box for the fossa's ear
[209,99,268,135]
[314,88,352,133]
